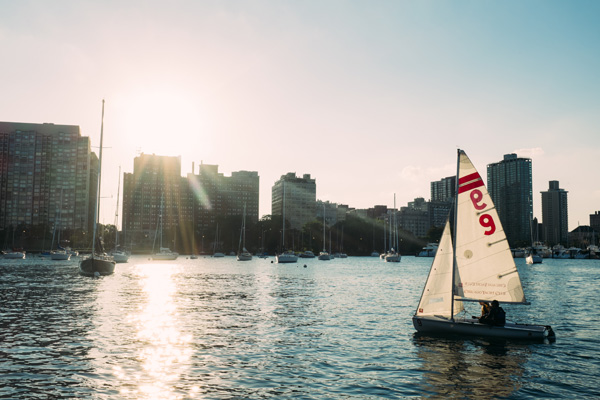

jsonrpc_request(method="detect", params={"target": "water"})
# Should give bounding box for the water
[1,255,599,399]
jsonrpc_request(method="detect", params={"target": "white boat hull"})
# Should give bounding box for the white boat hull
[111,252,130,263]
[412,315,554,341]
[385,254,401,262]
[3,252,25,259]
[50,251,71,261]
[151,252,179,260]
[237,253,252,261]
[276,253,298,263]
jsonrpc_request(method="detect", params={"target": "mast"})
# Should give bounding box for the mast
[282,182,286,251]
[114,166,121,252]
[450,149,461,321]
[91,100,105,256]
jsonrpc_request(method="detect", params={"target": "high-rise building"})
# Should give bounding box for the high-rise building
[541,181,568,246]
[591,211,600,233]
[431,176,456,202]
[187,162,259,232]
[272,173,316,230]
[0,122,93,235]
[122,153,190,250]
[487,153,533,247]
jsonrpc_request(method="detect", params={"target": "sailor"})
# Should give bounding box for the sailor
[479,301,491,317]
[478,300,506,326]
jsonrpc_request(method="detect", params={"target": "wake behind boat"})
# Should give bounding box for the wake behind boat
[412,149,554,341]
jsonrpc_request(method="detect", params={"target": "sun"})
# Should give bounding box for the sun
[111,86,209,158]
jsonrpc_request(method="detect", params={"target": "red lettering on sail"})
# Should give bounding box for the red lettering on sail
[479,214,496,235]
[470,189,487,210]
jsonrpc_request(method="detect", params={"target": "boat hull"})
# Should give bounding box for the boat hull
[412,315,554,341]
[151,253,179,260]
[237,253,252,261]
[112,253,130,263]
[3,252,26,259]
[79,256,116,276]
[276,253,298,263]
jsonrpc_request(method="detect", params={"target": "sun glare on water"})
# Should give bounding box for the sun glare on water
[119,264,195,399]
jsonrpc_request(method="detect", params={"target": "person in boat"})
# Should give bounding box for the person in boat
[478,300,506,326]
[479,301,491,318]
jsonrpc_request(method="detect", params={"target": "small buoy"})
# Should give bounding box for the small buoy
[94,271,100,278]
[304,264,307,268]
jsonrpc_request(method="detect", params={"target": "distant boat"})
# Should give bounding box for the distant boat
[384,194,401,263]
[151,195,178,261]
[318,204,331,261]
[79,100,116,277]
[3,251,26,259]
[417,243,438,257]
[109,167,129,264]
[412,149,554,341]
[212,223,225,257]
[370,251,379,257]
[51,189,70,261]
[237,203,252,261]
[276,181,298,264]
[299,250,315,258]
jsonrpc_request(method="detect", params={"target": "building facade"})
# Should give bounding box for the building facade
[541,180,568,246]
[122,154,190,250]
[187,162,259,232]
[487,153,533,247]
[431,176,456,202]
[271,173,316,230]
[0,122,93,239]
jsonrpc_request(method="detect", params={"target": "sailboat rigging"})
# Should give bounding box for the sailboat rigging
[276,181,298,263]
[237,203,252,261]
[412,149,554,341]
[79,100,116,276]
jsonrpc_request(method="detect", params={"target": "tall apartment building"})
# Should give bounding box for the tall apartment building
[590,211,600,233]
[541,180,568,246]
[487,154,533,247]
[398,197,430,238]
[431,176,456,202]
[187,162,259,232]
[122,154,190,249]
[272,173,316,230]
[0,122,93,235]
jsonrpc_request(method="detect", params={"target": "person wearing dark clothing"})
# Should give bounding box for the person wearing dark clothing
[478,300,506,326]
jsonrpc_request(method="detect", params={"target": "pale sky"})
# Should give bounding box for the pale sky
[1,1,598,230]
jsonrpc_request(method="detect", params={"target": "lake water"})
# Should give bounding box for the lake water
[1,255,599,399]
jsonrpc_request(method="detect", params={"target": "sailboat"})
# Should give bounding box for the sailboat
[413,150,555,341]
[237,204,252,261]
[109,167,129,263]
[79,100,116,276]
[212,223,225,257]
[151,195,179,260]
[318,204,331,261]
[384,194,401,263]
[276,181,298,264]
[50,189,71,261]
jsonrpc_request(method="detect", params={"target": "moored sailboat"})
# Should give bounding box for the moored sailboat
[79,100,116,276]
[237,203,252,261]
[412,150,554,341]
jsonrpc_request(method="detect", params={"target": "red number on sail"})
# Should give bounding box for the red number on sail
[470,189,487,211]
[479,214,496,235]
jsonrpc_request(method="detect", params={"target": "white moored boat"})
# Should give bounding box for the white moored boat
[412,149,555,341]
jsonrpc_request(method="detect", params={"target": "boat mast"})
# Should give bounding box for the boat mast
[450,149,460,321]
[91,100,105,256]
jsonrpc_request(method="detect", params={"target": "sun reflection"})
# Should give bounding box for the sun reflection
[122,264,194,399]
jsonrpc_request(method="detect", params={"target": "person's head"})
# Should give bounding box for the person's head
[491,300,499,308]
[479,301,488,306]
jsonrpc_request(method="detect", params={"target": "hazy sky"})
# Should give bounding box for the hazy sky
[1,1,599,230]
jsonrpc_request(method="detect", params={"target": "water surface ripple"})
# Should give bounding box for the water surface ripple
[1,256,599,399]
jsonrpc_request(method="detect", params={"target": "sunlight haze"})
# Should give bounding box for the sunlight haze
[1,1,598,230]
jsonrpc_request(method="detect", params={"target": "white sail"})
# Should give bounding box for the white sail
[454,150,526,304]
[416,219,464,317]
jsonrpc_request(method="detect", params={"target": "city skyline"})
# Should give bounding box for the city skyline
[1,1,598,230]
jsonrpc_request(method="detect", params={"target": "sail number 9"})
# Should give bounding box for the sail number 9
[470,189,496,235]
